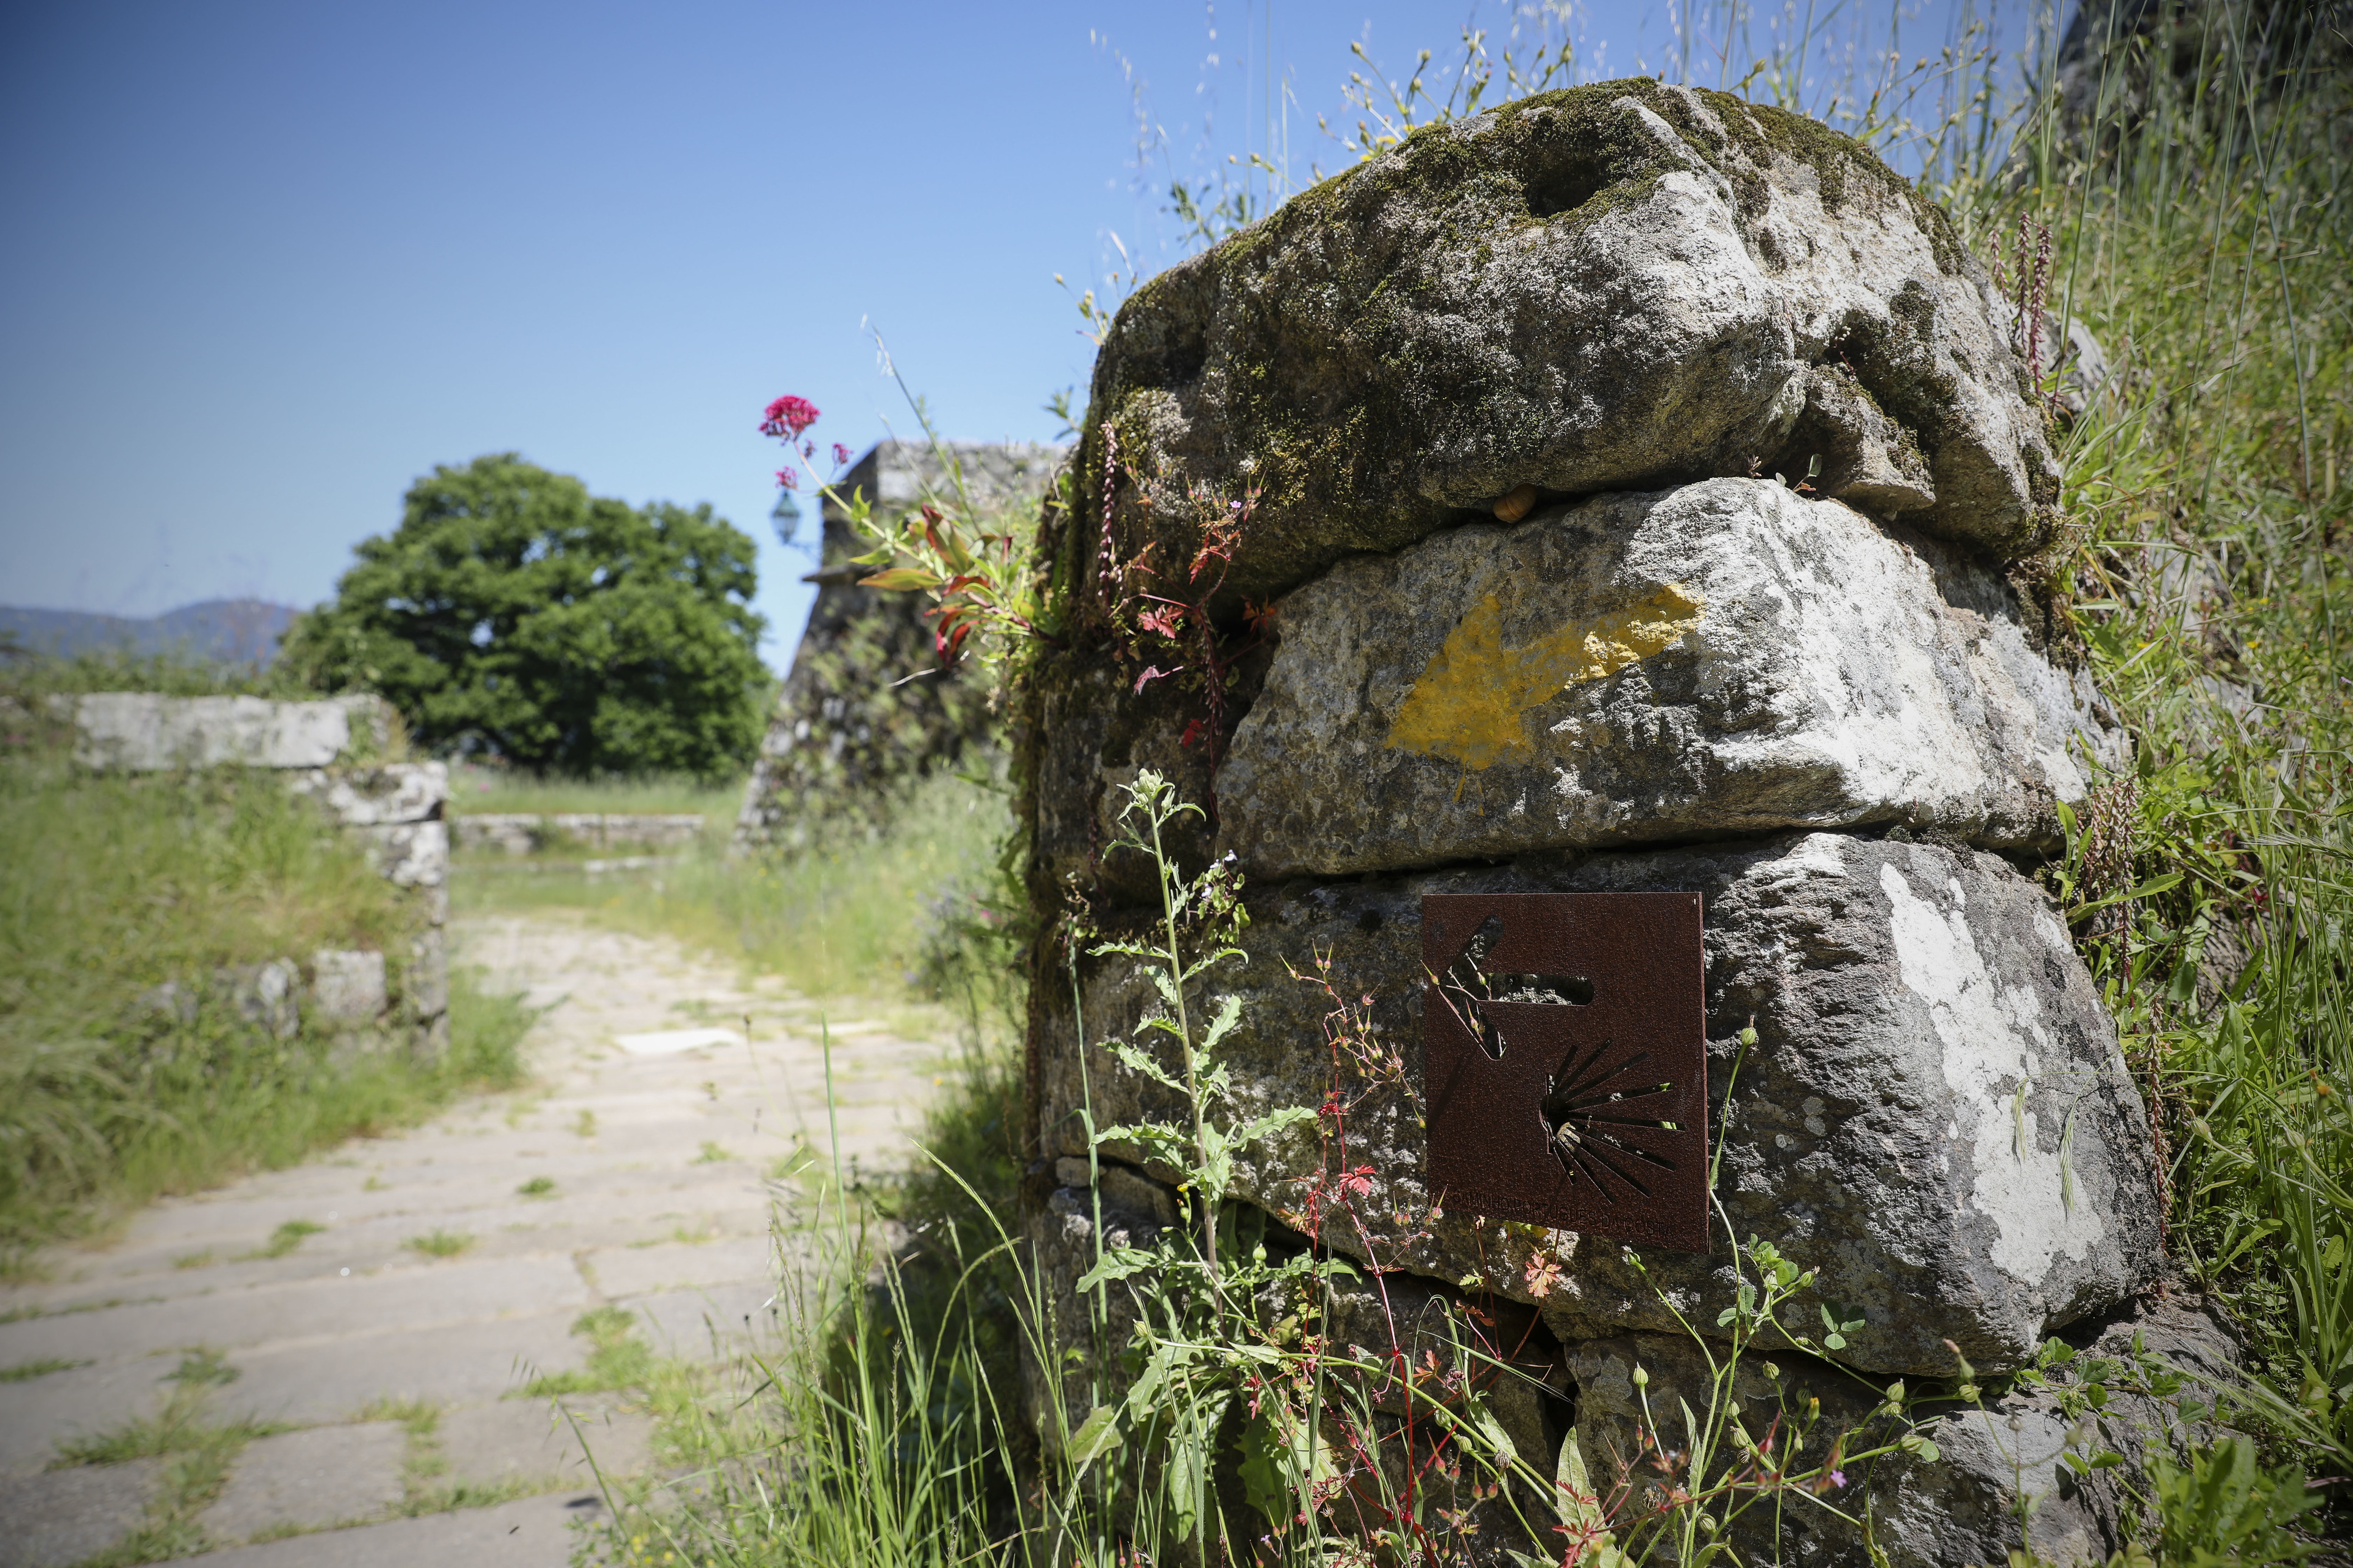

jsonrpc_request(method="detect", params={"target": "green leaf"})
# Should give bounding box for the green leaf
[2068,871,2184,920]
[1075,1246,1158,1292]
[1452,1393,1517,1470]
[1199,992,1244,1052]
[859,566,938,593]
[1232,1106,1318,1148]
[1101,1040,1185,1092]
[1069,1404,1122,1476]
[1235,1412,1292,1519]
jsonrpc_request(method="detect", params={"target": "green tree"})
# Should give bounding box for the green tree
[284,454,768,777]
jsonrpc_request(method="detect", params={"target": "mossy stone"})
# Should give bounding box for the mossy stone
[1059,77,2056,626]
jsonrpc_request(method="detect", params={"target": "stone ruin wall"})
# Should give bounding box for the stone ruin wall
[70,692,451,1057]
[732,440,1065,854]
[1015,80,2223,1566]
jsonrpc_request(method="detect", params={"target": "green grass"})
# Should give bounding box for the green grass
[161,1348,239,1389]
[49,1349,296,1566]
[445,762,745,820]
[517,1174,556,1197]
[235,1219,322,1260]
[0,693,535,1263]
[579,1032,1026,1566]
[522,1305,656,1396]
[454,765,1014,1003]
[403,1228,474,1259]
[1,1355,91,1382]
[2010,9,2353,1514]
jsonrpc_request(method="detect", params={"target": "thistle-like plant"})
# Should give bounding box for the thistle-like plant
[1062,770,1327,1544]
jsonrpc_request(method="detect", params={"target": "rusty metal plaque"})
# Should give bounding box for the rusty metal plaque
[1422,893,1709,1254]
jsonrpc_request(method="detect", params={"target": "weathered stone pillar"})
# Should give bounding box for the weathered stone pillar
[1016,80,2206,1564]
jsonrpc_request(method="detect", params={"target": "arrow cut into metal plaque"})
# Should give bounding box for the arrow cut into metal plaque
[1422,892,1709,1254]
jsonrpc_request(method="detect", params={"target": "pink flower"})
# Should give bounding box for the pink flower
[1828,1469,1847,1489]
[832,442,851,467]
[759,395,820,439]
[775,466,801,489]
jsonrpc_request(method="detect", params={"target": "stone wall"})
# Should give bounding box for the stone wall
[731,440,1065,853]
[1017,81,2197,1564]
[72,693,451,1057]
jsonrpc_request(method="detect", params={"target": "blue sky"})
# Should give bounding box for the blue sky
[0,1,2029,665]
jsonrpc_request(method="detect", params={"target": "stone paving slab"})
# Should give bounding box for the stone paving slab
[0,1253,590,1367]
[212,1309,585,1427]
[0,1458,165,1568]
[0,1359,171,1476]
[199,1422,408,1543]
[184,1490,596,1566]
[0,914,942,1565]
[41,1179,764,1295]
[620,1281,779,1355]
[585,1235,771,1298]
[439,1400,653,1488]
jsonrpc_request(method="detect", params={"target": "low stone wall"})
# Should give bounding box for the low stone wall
[70,692,390,770]
[453,812,704,855]
[74,694,449,1057]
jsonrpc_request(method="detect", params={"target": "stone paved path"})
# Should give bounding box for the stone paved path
[0,915,944,1567]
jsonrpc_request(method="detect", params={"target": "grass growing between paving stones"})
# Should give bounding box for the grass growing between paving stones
[51,1352,295,1567]
[405,1227,475,1259]
[0,678,541,1266]
[348,1396,555,1519]
[236,1218,324,1260]
[1,1355,91,1380]
[525,1306,658,1397]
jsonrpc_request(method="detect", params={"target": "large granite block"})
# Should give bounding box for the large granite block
[71,694,390,771]
[1068,81,2057,621]
[1215,478,2120,876]
[1039,833,2159,1376]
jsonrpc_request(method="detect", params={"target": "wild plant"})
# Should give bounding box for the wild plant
[1054,769,1324,1547]
[0,680,531,1259]
[1054,773,1941,1564]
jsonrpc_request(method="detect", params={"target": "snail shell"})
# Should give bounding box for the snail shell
[1492,482,1539,523]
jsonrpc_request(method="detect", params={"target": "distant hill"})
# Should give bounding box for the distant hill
[0,599,301,666]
